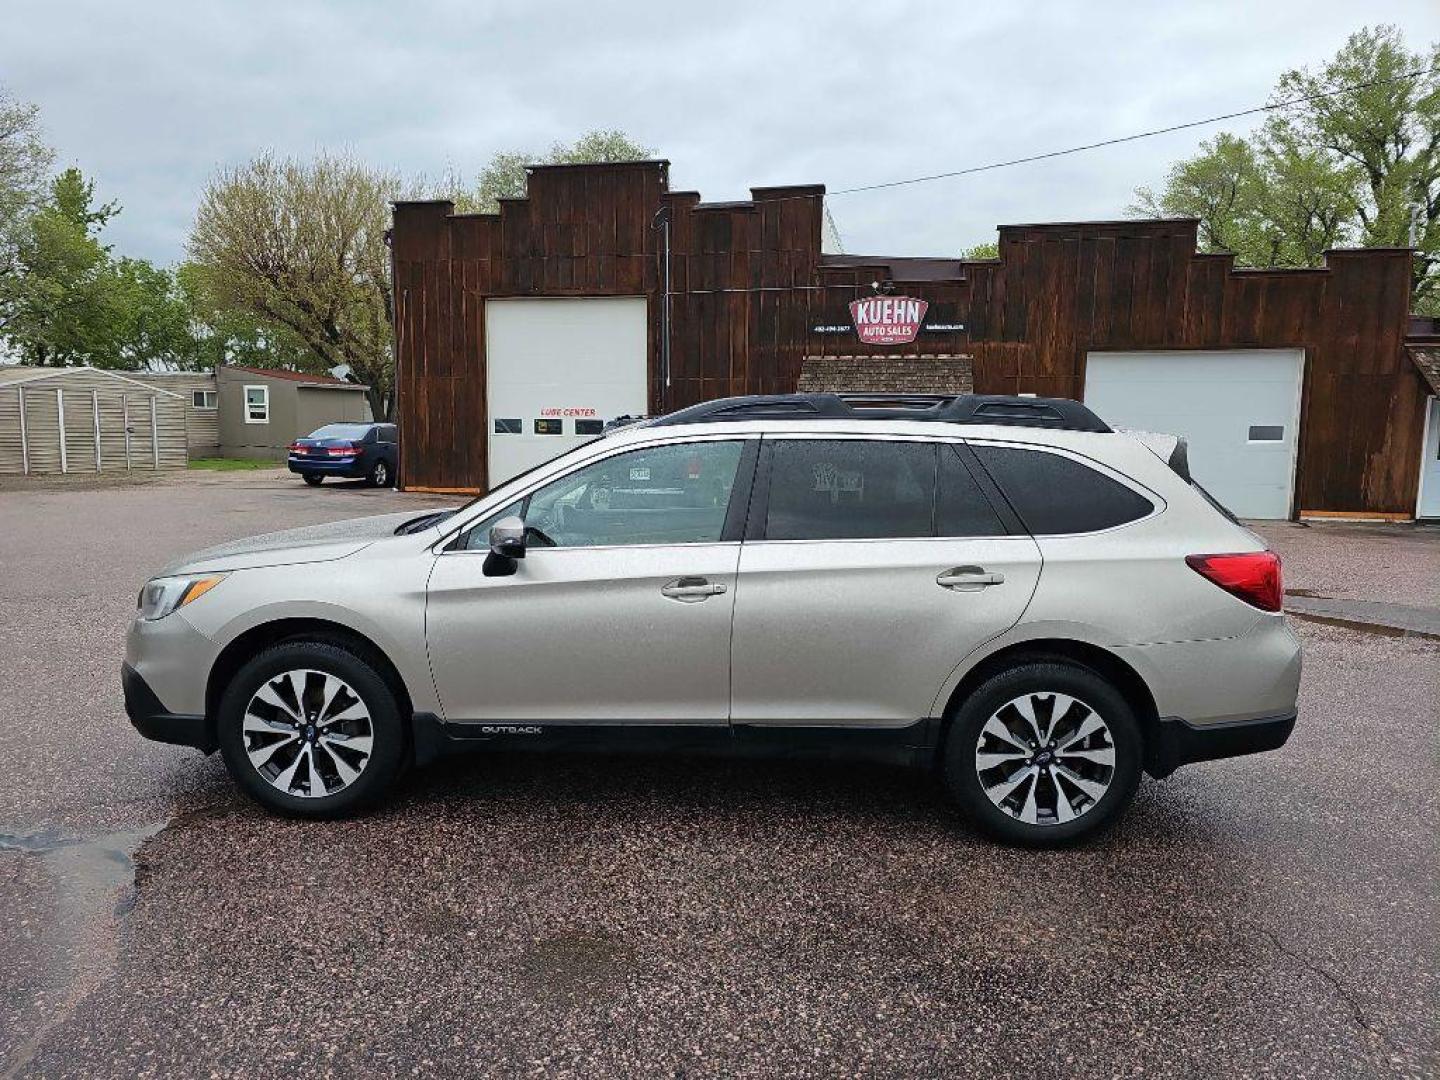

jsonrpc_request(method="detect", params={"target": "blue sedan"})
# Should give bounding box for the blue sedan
[287,423,398,487]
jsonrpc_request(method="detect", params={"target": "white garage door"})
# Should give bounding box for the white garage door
[486,297,649,488]
[1084,350,1304,519]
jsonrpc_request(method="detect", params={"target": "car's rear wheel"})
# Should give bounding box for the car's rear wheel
[369,460,390,487]
[217,641,406,818]
[942,660,1142,846]
[302,474,323,486]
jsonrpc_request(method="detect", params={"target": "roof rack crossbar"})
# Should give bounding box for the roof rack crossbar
[642,393,1111,433]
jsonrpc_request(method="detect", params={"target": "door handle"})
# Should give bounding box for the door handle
[937,566,1005,590]
[661,577,728,602]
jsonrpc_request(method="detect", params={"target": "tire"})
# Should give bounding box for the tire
[942,660,1142,847]
[217,640,407,819]
[302,474,324,487]
[368,459,391,487]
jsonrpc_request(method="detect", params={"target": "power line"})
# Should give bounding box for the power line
[820,62,1440,199]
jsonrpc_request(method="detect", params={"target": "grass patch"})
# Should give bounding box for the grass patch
[188,457,281,471]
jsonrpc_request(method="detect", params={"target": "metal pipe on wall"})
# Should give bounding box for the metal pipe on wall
[652,206,672,413]
[92,389,101,471]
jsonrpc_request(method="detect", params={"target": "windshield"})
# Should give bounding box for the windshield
[307,424,372,440]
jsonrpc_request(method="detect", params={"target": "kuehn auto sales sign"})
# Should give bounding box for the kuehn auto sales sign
[848,296,929,345]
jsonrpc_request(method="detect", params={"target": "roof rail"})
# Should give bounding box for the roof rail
[641,393,1112,433]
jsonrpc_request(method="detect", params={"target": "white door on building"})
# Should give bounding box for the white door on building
[485,297,649,488]
[1083,349,1305,519]
[1418,397,1440,520]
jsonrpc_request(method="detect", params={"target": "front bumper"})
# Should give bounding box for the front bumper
[122,663,214,752]
[1145,711,1296,779]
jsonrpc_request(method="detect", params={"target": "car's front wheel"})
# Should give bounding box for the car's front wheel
[369,460,391,487]
[217,641,407,818]
[942,660,1142,846]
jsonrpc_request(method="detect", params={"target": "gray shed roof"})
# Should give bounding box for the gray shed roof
[0,365,184,397]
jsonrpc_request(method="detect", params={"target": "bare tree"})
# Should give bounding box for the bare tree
[188,153,398,418]
[0,85,54,288]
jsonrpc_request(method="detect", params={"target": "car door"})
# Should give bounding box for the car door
[729,435,1043,725]
[379,424,399,470]
[360,426,380,468]
[426,435,756,723]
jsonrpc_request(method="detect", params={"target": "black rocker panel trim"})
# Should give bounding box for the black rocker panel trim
[410,713,938,769]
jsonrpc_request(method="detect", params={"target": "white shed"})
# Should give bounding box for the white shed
[0,366,189,475]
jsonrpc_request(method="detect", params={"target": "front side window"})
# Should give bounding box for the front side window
[244,385,269,424]
[969,444,1153,534]
[464,440,745,550]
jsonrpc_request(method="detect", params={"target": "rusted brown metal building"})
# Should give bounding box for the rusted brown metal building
[392,159,1438,519]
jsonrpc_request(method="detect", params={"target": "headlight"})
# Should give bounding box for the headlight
[136,574,228,621]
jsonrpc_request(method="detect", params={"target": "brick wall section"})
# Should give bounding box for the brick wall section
[797,354,975,395]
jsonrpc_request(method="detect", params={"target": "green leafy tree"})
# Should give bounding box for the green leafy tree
[1131,25,1440,314]
[188,153,398,418]
[1,167,202,369]
[461,129,654,213]
[1,167,118,363]
[104,256,201,369]
[961,240,1000,260]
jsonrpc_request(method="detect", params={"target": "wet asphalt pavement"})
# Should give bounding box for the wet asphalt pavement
[0,472,1436,1078]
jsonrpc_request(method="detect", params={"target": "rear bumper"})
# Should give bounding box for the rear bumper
[122,663,214,753]
[1145,710,1296,779]
[288,456,366,477]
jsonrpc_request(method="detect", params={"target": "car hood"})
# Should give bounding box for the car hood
[157,508,453,575]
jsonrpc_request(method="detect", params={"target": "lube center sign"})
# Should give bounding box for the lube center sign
[848,296,929,345]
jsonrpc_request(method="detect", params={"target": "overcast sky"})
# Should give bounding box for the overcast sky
[4,0,1438,264]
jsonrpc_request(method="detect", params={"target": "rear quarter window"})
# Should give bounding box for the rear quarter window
[969,444,1153,534]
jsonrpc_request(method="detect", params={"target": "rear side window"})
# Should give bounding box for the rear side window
[937,447,1007,537]
[970,444,1152,534]
[762,440,1007,540]
[765,440,934,540]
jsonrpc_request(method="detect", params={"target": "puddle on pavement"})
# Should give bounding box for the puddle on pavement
[0,822,164,917]
[1286,610,1440,642]
[0,821,165,1079]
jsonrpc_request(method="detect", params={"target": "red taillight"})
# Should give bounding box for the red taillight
[286,443,305,453]
[1185,551,1283,612]
[325,443,357,457]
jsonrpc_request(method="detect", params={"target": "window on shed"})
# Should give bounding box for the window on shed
[191,390,217,410]
[969,444,1153,534]
[244,385,269,424]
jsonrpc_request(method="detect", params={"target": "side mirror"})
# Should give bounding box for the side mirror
[483,516,527,577]
[489,516,527,560]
